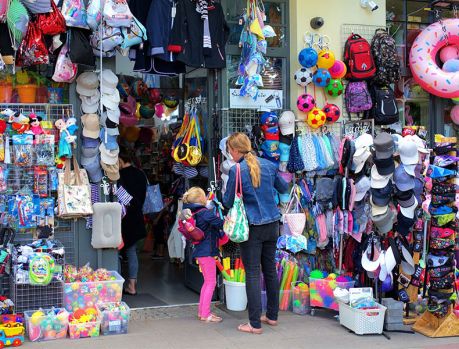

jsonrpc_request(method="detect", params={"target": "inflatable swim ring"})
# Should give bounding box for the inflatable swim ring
[409,18,459,98]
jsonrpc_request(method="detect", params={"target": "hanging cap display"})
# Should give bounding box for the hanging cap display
[373,132,394,159]
[279,111,295,135]
[76,72,99,97]
[394,164,415,191]
[354,176,370,202]
[260,111,278,127]
[398,137,419,165]
[81,114,100,139]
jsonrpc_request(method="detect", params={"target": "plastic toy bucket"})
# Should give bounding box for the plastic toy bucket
[0,84,13,102]
[17,84,37,103]
[223,279,247,311]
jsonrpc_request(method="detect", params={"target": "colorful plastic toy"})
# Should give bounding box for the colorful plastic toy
[328,59,347,79]
[312,68,331,88]
[68,307,100,339]
[0,323,24,347]
[98,302,130,335]
[298,48,318,68]
[24,308,68,342]
[307,108,326,129]
[323,103,341,123]
[294,68,314,87]
[317,49,336,69]
[324,79,344,97]
[309,275,354,311]
[292,282,310,315]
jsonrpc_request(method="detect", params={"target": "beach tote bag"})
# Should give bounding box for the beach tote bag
[57,157,93,218]
[223,164,249,243]
[143,183,164,215]
[283,185,306,237]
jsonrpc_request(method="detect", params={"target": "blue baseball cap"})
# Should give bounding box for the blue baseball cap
[260,112,278,127]
[100,128,119,151]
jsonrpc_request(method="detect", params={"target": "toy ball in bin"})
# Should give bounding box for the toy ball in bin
[25,308,69,342]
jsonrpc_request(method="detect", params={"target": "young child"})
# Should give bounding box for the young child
[182,187,225,323]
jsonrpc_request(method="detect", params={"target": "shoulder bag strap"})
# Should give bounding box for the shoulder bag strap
[235,163,242,197]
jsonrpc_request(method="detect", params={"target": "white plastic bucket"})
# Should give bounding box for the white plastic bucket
[223,279,247,311]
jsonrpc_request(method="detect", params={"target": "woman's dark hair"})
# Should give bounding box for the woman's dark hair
[119,146,133,163]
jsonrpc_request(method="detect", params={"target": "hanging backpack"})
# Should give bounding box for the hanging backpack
[371,28,401,85]
[103,0,133,28]
[90,23,123,58]
[343,33,376,80]
[345,81,372,116]
[17,20,49,67]
[368,84,399,125]
[61,0,89,29]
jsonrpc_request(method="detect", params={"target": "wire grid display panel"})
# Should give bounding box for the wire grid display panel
[10,278,64,313]
[0,103,77,265]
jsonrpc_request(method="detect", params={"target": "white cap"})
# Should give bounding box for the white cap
[99,143,119,165]
[279,111,295,135]
[399,137,419,165]
[76,72,99,97]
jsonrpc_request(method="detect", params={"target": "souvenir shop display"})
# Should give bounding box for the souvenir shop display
[63,265,124,313]
[97,302,130,336]
[24,308,69,342]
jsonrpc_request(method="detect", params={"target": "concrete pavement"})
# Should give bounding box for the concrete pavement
[25,305,459,349]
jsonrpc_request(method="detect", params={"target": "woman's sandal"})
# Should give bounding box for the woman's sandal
[199,314,223,323]
[260,315,278,326]
[237,323,263,334]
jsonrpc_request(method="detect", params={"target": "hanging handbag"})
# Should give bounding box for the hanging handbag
[52,39,77,83]
[68,28,96,66]
[283,185,306,237]
[61,0,89,29]
[187,114,202,166]
[143,182,164,215]
[103,0,132,28]
[120,17,147,49]
[37,0,66,36]
[17,20,49,67]
[91,185,122,249]
[173,116,194,165]
[223,164,250,243]
[57,157,93,218]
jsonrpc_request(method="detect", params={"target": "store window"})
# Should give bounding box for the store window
[220,0,289,136]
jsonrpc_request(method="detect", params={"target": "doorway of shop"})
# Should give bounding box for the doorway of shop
[119,69,216,308]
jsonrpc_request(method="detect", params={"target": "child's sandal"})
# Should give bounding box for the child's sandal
[200,314,222,323]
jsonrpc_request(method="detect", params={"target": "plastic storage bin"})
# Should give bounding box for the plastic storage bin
[68,312,101,340]
[223,280,247,311]
[97,302,130,335]
[338,302,386,335]
[63,271,124,312]
[24,308,69,342]
[309,278,355,311]
[291,283,310,315]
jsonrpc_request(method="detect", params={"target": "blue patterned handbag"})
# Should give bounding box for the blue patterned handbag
[142,184,164,214]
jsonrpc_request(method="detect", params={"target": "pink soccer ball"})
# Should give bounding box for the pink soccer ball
[296,94,315,113]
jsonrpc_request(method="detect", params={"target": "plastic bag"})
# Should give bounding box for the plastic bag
[12,134,33,167]
[35,134,55,166]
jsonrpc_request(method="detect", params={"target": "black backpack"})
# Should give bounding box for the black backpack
[369,84,399,125]
[371,29,401,85]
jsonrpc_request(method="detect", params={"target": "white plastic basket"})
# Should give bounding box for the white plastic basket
[338,302,386,335]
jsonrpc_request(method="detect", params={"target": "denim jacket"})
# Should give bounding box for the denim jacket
[223,157,289,226]
[183,203,224,259]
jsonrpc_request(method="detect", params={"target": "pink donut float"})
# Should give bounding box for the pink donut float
[410,18,459,98]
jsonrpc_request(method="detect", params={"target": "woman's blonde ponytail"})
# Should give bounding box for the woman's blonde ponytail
[226,132,261,188]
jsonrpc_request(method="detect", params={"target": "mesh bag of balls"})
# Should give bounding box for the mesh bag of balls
[294,45,346,129]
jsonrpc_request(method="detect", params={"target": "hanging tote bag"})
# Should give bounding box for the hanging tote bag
[283,185,306,237]
[52,40,77,83]
[61,0,89,29]
[187,114,202,166]
[143,183,164,215]
[37,0,66,36]
[17,20,49,67]
[223,164,249,243]
[57,157,93,218]
[103,0,132,28]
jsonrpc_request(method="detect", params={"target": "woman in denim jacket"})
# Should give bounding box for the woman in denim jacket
[223,133,288,334]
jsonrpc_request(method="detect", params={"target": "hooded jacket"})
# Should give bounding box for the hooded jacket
[168,0,229,69]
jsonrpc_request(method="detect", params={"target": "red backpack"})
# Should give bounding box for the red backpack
[344,34,376,80]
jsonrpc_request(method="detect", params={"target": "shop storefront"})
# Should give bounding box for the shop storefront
[0,0,457,343]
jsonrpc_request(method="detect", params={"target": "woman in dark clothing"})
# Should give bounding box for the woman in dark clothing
[118,148,147,295]
[223,133,288,334]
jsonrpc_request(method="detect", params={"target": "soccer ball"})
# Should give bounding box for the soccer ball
[325,79,344,97]
[298,48,318,68]
[294,68,313,87]
[296,94,315,113]
[313,68,331,88]
[317,49,336,70]
[307,108,326,129]
[322,103,341,123]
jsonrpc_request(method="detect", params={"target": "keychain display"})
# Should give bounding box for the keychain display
[35,134,55,166]
[12,134,33,167]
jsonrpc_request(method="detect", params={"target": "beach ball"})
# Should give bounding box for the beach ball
[324,78,344,97]
[329,59,347,79]
[443,59,459,73]
[312,68,331,88]
[323,104,341,123]
[307,108,326,129]
[440,45,459,63]
[451,105,459,125]
[317,49,336,69]
[294,67,313,87]
[298,48,318,68]
[296,94,315,113]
